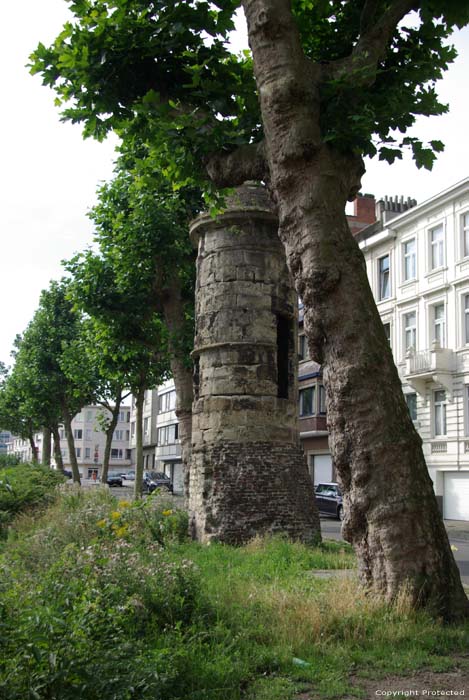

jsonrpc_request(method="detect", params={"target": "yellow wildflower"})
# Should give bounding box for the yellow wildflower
[97,519,107,528]
[111,511,121,520]
[451,545,458,552]
[114,525,129,538]
[162,509,173,517]
[118,500,131,509]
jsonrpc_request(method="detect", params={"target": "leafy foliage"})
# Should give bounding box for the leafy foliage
[29,0,469,175]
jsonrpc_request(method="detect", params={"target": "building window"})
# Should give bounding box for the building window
[403,238,416,281]
[86,410,93,421]
[111,448,124,459]
[85,429,92,441]
[383,321,391,345]
[432,303,445,346]
[433,390,447,437]
[462,212,469,258]
[143,417,149,436]
[405,393,417,421]
[76,448,81,458]
[299,387,315,416]
[298,334,310,361]
[464,295,469,344]
[125,449,131,460]
[319,385,326,414]
[118,410,125,421]
[378,255,390,300]
[73,429,83,440]
[126,430,130,441]
[157,424,179,446]
[131,422,135,439]
[85,447,91,459]
[430,225,444,270]
[114,429,124,441]
[404,311,417,352]
[158,390,176,413]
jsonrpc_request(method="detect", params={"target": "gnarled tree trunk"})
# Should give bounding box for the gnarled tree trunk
[241,0,469,620]
[162,276,193,502]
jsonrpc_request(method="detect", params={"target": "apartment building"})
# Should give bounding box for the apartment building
[57,405,132,479]
[7,406,132,478]
[354,177,469,520]
[129,389,159,472]
[129,381,184,494]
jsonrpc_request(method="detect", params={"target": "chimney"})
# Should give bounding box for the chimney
[353,193,376,224]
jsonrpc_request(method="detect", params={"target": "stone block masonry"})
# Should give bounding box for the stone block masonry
[188,183,321,544]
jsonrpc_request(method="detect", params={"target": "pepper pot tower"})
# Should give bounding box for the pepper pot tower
[189,183,320,544]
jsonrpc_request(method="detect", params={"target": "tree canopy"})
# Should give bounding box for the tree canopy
[30,0,469,177]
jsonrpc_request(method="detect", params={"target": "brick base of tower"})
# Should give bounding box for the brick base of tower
[189,441,321,545]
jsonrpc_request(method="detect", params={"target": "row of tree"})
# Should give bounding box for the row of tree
[0,155,200,497]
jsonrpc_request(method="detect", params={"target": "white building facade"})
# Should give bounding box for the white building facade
[358,177,469,520]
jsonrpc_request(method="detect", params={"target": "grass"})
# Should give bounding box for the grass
[0,487,468,699]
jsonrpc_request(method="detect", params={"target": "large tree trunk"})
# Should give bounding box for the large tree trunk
[133,387,145,499]
[42,427,52,467]
[63,411,81,485]
[51,423,64,472]
[162,276,193,501]
[242,0,469,620]
[100,397,122,484]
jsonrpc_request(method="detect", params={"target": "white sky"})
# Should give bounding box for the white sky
[1,1,469,366]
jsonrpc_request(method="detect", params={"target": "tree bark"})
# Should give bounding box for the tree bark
[100,397,123,484]
[162,276,193,502]
[42,427,52,467]
[241,0,469,620]
[51,423,64,472]
[133,387,145,499]
[28,429,39,464]
[63,411,81,485]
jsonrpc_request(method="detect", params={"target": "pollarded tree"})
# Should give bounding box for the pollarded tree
[31,0,469,618]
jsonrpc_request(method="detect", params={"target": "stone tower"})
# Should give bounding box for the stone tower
[188,183,320,544]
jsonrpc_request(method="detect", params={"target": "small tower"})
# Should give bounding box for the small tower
[188,183,320,544]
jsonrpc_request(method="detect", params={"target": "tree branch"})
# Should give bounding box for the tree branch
[205,141,268,188]
[326,0,418,86]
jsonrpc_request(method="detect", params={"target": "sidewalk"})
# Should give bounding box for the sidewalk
[444,519,469,541]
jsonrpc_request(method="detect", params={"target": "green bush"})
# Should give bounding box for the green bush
[0,454,20,468]
[0,464,63,536]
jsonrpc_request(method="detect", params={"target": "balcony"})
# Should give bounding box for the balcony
[404,342,454,396]
[155,442,182,460]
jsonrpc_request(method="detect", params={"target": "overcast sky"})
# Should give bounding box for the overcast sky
[1,1,469,367]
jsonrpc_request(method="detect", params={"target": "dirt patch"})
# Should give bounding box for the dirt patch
[296,660,469,699]
[354,668,468,699]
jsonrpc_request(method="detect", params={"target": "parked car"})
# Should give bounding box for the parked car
[142,471,173,493]
[122,470,136,480]
[107,473,124,487]
[314,482,344,520]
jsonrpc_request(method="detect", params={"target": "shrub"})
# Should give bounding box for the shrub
[0,464,63,536]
